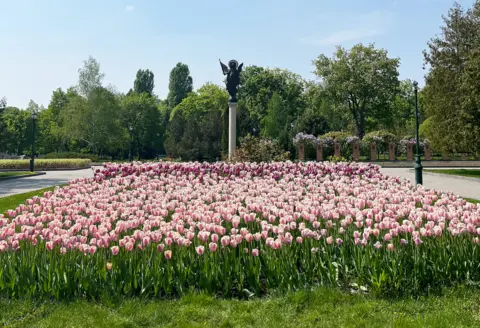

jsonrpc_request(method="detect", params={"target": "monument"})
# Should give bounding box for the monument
[220,59,243,158]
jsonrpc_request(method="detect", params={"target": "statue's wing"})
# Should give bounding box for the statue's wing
[219,59,229,75]
[238,63,244,72]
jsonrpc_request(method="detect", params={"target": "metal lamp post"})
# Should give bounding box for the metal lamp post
[29,110,37,172]
[413,81,423,185]
[128,126,134,162]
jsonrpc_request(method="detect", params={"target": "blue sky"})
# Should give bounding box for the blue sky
[0,0,475,108]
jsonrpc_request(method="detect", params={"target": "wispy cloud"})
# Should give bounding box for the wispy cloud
[302,10,393,46]
[125,5,135,12]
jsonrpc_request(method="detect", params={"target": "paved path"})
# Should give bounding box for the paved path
[380,167,480,199]
[0,169,94,197]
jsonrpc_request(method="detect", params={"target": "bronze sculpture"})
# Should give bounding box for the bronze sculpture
[219,59,243,102]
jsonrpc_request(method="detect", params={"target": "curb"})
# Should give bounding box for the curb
[0,172,47,181]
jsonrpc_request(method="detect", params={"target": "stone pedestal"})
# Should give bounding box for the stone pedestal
[442,151,449,160]
[228,102,237,159]
[298,144,305,161]
[424,144,432,161]
[370,143,377,162]
[316,144,323,162]
[334,141,341,158]
[407,144,413,161]
[389,143,395,161]
[352,141,359,161]
[461,153,468,161]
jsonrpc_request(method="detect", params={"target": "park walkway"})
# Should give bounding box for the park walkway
[0,168,94,197]
[0,166,479,201]
[380,167,480,199]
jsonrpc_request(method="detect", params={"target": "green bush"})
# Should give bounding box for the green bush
[0,159,92,170]
[362,130,397,157]
[230,135,290,163]
[321,131,350,142]
[43,152,99,162]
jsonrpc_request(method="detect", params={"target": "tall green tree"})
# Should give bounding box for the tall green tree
[77,56,105,98]
[134,69,155,96]
[423,1,480,153]
[122,92,163,159]
[165,83,228,161]
[63,87,123,155]
[314,43,400,139]
[167,63,193,108]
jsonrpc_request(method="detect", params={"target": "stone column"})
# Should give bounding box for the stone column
[228,102,237,159]
[424,144,432,161]
[298,144,305,161]
[407,144,413,161]
[316,144,323,162]
[352,141,359,161]
[442,151,449,161]
[461,153,468,161]
[389,143,395,161]
[334,141,341,158]
[370,143,377,162]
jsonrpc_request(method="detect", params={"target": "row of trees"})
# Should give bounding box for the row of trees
[3,1,476,161]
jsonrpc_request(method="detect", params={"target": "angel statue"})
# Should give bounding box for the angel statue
[220,59,243,102]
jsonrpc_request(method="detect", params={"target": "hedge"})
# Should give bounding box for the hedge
[0,159,92,170]
[43,152,99,162]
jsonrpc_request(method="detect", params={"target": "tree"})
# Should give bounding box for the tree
[238,66,305,131]
[134,69,155,96]
[167,63,193,108]
[423,1,480,153]
[121,92,163,159]
[314,43,400,139]
[77,56,105,98]
[164,83,228,160]
[63,87,123,155]
[261,92,292,150]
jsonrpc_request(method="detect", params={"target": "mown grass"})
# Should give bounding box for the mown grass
[425,169,480,179]
[0,186,58,214]
[0,171,34,179]
[1,288,480,327]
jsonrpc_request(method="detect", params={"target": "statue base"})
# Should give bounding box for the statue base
[228,102,237,159]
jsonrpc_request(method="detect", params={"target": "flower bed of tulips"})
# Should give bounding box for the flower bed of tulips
[1,161,480,299]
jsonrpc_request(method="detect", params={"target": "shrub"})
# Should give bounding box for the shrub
[0,159,92,170]
[43,152,99,162]
[230,135,290,163]
[320,132,356,160]
[362,131,397,157]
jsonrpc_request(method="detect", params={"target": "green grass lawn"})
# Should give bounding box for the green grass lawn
[2,187,480,327]
[1,288,480,327]
[0,186,57,214]
[0,171,35,179]
[425,169,480,179]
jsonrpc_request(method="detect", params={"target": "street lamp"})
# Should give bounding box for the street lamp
[413,81,423,185]
[29,110,37,172]
[128,126,133,162]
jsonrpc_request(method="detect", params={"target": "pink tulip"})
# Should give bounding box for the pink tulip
[157,243,165,252]
[209,242,217,252]
[164,250,172,260]
[195,246,205,255]
[251,248,259,257]
[111,246,119,255]
[296,236,303,244]
[326,236,333,245]
[125,242,134,252]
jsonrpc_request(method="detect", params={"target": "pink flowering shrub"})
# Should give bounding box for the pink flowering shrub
[0,161,480,298]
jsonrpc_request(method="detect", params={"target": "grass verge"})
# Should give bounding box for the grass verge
[0,186,58,214]
[0,171,35,179]
[1,288,480,327]
[424,169,480,179]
